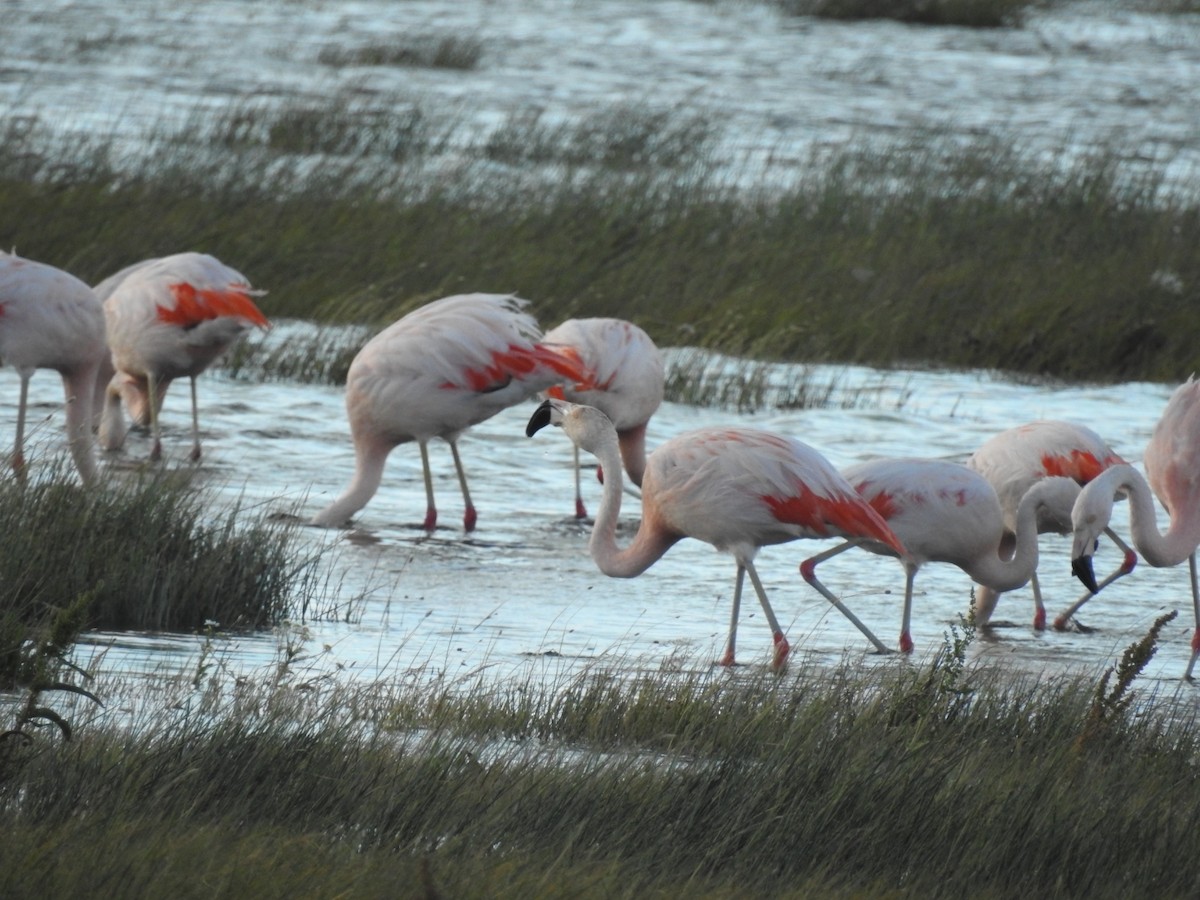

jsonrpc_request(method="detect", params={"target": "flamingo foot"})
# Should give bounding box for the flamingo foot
[12,451,26,478]
[1052,614,1071,632]
[596,465,604,485]
[574,497,588,519]
[771,632,790,671]
[189,444,202,463]
[463,505,477,533]
[1120,550,1138,576]
[899,631,914,654]
[1185,634,1199,682]
[150,440,163,462]
[718,647,736,667]
[422,507,437,532]
[1033,608,1047,631]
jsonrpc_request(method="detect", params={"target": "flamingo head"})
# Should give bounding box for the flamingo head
[526,399,616,456]
[1069,478,1114,595]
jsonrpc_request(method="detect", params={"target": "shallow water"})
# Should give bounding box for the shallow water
[5,1,1200,702]
[3,340,1196,700]
[3,1,1200,188]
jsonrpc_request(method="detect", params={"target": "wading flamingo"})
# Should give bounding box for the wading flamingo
[0,251,107,484]
[540,317,664,518]
[967,420,1135,630]
[806,457,1081,653]
[98,252,268,462]
[312,294,589,531]
[1069,377,1200,678]
[525,398,907,670]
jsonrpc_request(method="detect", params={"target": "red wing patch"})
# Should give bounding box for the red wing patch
[157,282,270,329]
[454,343,594,392]
[1040,449,1124,484]
[765,484,906,555]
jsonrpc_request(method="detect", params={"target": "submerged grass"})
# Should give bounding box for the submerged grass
[1,625,1198,898]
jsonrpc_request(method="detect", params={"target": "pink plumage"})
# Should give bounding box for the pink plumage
[0,251,107,483]
[527,398,907,670]
[967,420,1134,630]
[821,457,1081,653]
[97,252,268,462]
[541,317,664,518]
[312,293,589,531]
[1070,377,1200,678]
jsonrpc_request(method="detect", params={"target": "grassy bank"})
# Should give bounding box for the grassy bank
[2,97,1198,385]
[2,620,1197,898]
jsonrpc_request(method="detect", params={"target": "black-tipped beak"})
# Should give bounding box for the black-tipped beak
[526,399,554,437]
[1072,555,1100,594]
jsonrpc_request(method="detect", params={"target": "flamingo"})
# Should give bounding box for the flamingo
[525,398,908,670]
[804,458,1082,653]
[0,251,107,484]
[97,252,268,462]
[966,420,1135,630]
[540,317,664,518]
[1069,377,1200,678]
[311,294,590,531]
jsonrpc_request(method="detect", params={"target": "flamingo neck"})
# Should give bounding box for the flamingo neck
[62,364,100,484]
[1105,464,1198,568]
[967,478,1064,592]
[311,438,390,526]
[586,430,675,578]
[616,424,648,488]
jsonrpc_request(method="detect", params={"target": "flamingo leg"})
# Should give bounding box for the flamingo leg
[147,371,163,461]
[419,441,437,531]
[573,443,587,519]
[1185,553,1200,681]
[1030,572,1046,631]
[188,375,202,461]
[744,560,789,670]
[12,371,30,478]
[449,440,476,532]
[800,540,892,655]
[719,566,746,667]
[900,564,916,654]
[1053,529,1140,631]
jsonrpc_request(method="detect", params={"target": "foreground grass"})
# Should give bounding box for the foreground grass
[1,619,1198,898]
[0,465,334,695]
[3,95,1199,385]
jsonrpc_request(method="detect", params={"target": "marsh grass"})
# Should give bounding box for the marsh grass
[3,96,1200,384]
[2,624,1198,898]
[663,347,914,413]
[0,465,332,639]
[317,34,485,71]
[775,0,1054,27]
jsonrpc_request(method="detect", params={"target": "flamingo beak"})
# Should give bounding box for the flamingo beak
[1072,555,1100,594]
[526,399,554,437]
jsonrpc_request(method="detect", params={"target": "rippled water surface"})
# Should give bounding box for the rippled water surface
[3,351,1196,697]
[4,1,1200,185]
[5,1,1200,701]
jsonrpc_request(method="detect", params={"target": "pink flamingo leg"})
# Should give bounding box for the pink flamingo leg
[419,441,437,532]
[718,566,745,667]
[449,441,476,532]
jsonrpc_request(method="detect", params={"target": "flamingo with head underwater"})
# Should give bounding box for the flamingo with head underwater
[0,251,107,484]
[311,293,590,531]
[1069,377,1200,678]
[805,457,1083,653]
[540,316,664,518]
[97,252,269,462]
[967,420,1136,630]
[525,397,908,670]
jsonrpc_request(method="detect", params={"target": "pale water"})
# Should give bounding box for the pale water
[2,344,1194,700]
[4,0,1200,705]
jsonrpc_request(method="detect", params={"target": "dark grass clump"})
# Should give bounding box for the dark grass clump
[775,0,1053,27]
[317,34,484,71]
[2,623,1200,898]
[0,466,325,636]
